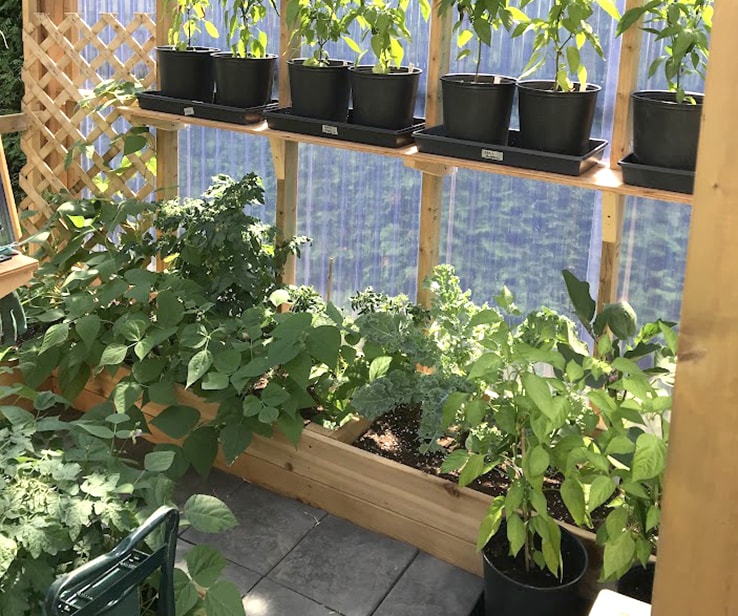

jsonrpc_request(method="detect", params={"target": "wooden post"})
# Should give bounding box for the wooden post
[271,0,300,286]
[651,2,738,615]
[416,0,451,306]
[596,0,643,309]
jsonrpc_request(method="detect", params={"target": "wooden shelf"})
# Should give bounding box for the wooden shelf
[0,254,39,298]
[123,103,692,205]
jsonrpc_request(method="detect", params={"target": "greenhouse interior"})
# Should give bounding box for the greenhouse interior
[0,0,733,615]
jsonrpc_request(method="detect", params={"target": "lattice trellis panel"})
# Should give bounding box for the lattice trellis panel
[21,12,157,235]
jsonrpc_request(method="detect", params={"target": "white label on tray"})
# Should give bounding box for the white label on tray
[322,125,338,136]
[481,148,503,162]
[184,107,195,116]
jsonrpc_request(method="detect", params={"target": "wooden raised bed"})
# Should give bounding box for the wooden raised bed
[60,369,602,595]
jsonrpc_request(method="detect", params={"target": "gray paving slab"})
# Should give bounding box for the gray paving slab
[269,515,418,616]
[173,467,247,507]
[372,551,483,616]
[176,539,262,596]
[182,481,326,574]
[243,578,343,616]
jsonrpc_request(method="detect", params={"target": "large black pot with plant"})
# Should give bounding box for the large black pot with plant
[349,66,422,129]
[437,0,518,144]
[285,0,360,121]
[510,0,618,155]
[157,0,221,101]
[212,0,278,108]
[617,0,711,171]
[349,0,427,129]
[517,81,600,155]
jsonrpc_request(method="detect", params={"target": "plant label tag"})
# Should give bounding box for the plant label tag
[481,148,503,162]
[322,125,338,136]
[184,107,195,117]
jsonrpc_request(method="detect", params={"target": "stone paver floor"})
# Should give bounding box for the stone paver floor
[175,468,484,616]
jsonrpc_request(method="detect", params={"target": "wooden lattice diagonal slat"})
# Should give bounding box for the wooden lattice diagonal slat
[21,12,157,235]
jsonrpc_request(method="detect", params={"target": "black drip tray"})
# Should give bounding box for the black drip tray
[619,153,694,195]
[414,125,608,176]
[136,91,277,125]
[265,108,424,148]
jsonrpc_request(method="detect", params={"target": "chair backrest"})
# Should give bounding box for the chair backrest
[45,506,180,616]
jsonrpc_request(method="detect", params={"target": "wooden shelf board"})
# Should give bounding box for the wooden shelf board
[410,152,693,205]
[122,104,692,204]
[0,254,39,297]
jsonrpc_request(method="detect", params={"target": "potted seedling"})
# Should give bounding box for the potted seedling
[213,0,278,109]
[437,0,517,144]
[349,0,429,130]
[512,0,619,156]
[156,0,220,102]
[617,0,712,171]
[286,0,362,121]
[441,299,595,616]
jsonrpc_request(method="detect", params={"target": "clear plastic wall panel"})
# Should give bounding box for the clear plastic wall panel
[618,198,690,325]
[177,128,276,224]
[295,146,422,307]
[440,171,596,317]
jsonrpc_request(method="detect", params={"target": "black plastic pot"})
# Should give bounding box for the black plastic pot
[156,46,218,102]
[349,66,422,130]
[632,90,703,171]
[213,52,276,108]
[517,80,601,156]
[441,74,516,145]
[482,524,588,616]
[617,562,655,604]
[288,59,350,122]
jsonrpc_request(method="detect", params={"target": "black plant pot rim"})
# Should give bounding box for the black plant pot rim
[517,79,601,97]
[156,45,220,54]
[212,51,277,61]
[288,58,349,69]
[482,537,588,593]
[349,65,423,77]
[441,73,516,88]
[632,89,704,107]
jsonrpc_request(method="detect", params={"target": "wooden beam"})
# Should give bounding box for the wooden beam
[0,137,22,240]
[416,0,452,306]
[272,138,299,286]
[278,0,299,106]
[652,2,738,615]
[0,114,29,135]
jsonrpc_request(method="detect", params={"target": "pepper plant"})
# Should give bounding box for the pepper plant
[513,0,620,92]
[222,0,277,58]
[617,0,713,103]
[165,0,220,49]
[286,0,362,66]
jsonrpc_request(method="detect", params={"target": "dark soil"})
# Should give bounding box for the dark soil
[484,522,585,588]
[617,562,655,603]
[354,405,603,528]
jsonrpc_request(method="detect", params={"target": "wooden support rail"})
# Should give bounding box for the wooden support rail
[0,113,28,135]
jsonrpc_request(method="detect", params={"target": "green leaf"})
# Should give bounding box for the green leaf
[123,133,147,156]
[186,544,226,588]
[561,479,586,526]
[476,496,504,551]
[187,349,214,388]
[99,344,129,366]
[646,505,660,532]
[151,405,201,440]
[468,353,502,381]
[157,290,185,328]
[587,475,616,512]
[277,411,304,448]
[459,453,486,487]
[144,450,176,472]
[0,406,34,426]
[174,569,199,615]
[605,435,635,455]
[269,288,290,307]
[440,449,469,474]
[41,322,70,352]
[594,0,620,21]
[221,423,252,464]
[506,513,526,557]
[369,356,393,382]
[202,372,230,391]
[631,433,666,482]
[213,349,242,375]
[521,373,554,418]
[149,381,178,406]
[183,426,218,477]
[203,580,245,616]
[184,494,238,533]
[258,405,279,424]
[76,315,101,349]
[305,325,341,370]
[562,270,596,325]
[527,445,549,477]
[0,536,17,579]
[603,532,636,580]
[113,381,142,412]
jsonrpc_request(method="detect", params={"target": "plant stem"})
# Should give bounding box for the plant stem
[519,422,531,573]
[474,36,482,83]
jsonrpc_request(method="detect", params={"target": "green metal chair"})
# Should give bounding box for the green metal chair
[45,506,179,616]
